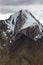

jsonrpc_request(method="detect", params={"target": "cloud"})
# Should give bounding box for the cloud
[0,0,43,5]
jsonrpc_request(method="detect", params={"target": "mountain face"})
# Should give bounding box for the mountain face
[0,10,43,40]
[0,10,43,65]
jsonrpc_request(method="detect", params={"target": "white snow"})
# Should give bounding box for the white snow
[33,34,42,41]
[3,31,7,36]
[29,9,43,25]
[21,10,38,29]
[10,40,12,43]
[0,13,12,20]
[5,11,20,36]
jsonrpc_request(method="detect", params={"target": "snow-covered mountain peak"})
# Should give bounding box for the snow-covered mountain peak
[0,10,43,41]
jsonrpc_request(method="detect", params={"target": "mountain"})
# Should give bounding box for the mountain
[0,10,43,65]
[0,10,43,40]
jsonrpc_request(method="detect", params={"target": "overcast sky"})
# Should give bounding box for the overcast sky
[0,0,43,5]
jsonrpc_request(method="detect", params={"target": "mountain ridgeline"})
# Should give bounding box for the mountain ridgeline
[0,10,43,39]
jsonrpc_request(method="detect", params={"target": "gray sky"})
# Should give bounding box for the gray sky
[0,0,43,5]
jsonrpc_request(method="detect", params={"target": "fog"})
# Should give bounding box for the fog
[0,0,43,5]
[0,5,43,24]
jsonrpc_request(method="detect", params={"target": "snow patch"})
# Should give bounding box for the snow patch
[21,10,38,29]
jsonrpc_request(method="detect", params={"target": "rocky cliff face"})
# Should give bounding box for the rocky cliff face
[0,10,43,65]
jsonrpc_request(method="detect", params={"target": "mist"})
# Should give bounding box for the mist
[0,5,43,25]
[0,0,43,5]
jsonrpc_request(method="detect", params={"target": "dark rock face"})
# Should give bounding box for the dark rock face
[14,11,26,34]
[23,24,40,39]
[0,10,43,65]
[8,34,43,65]
[0,20,7,31]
